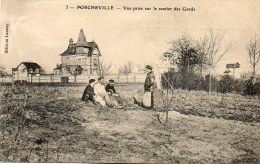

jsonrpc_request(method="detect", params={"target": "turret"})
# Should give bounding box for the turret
[77,29,87,42]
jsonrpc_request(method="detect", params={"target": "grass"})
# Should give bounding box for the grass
[0,84,260,163]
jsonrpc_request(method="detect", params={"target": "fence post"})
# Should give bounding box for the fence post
[117,74,120,83]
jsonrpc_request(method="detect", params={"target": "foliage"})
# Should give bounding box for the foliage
[69,65,83,76]
[163,30,232,94]
[161,71,211,91]
[0,68,10,78]
[67,65,83,82]
[203,74,219,92]
[61,76,69,84]
[162,35,206,89]
[218,75,234,93]
[243,78,260,96]
[233,79,245,94]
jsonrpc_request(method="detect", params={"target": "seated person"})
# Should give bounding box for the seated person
[81,79,97,105]
[95,77,121,108]
[94,77,110,107]
[105,79,123,107]
[105,79,119,96]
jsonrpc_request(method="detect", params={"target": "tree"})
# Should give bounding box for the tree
[0,66,11,78]
[163,34,202,89]
[247,35,260,79]
[68,65,83,82]
[97,58,112,79]
[0,66,7,77]
[197,29,232,94]
[119,61,134,83]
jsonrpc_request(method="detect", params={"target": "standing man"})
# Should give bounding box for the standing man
[81,79,97,105]
[134,65,155,109]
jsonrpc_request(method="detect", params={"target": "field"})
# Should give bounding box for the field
[0,84,260,163]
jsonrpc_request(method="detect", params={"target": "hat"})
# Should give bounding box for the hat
[89,79,95,83]
[109,79,114,83]
[98,77,104,81]
[145,65,153,70]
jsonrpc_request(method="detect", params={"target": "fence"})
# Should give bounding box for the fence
[0,73,146,84]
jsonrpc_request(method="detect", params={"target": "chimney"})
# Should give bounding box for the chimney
[69,38,74,47]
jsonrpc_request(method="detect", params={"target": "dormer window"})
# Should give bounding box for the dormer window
[35,68,39,73]
[28,68,33,73]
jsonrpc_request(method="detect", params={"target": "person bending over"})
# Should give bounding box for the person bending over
[105,79,118,96]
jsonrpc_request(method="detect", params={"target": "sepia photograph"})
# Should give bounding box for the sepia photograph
[0,0,260,163]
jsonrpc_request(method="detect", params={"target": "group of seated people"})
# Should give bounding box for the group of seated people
[81,77,121,108]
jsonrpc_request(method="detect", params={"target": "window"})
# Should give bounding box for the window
[93,68,97,74]
[93,58,98,66]
[93,48,99,55]
[84,48,89,54]
[28,68,33,73]
[76,47,89,54]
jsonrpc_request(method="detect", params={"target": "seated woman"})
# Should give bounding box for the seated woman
[94,77,109,107]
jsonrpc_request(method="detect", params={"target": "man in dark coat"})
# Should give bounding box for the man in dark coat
[82,79,96,105]
[134,65,155,109]
[144,65,156,93]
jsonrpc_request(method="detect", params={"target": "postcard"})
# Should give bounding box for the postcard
[0,0,260,163]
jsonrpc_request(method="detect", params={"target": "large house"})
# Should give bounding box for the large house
[54,29,101,75]
[12,62,43,81]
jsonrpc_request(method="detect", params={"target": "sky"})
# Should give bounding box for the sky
[0,0,260,76]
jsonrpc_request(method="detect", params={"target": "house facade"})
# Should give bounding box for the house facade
[54,29,101,76]
[12,62,43,81]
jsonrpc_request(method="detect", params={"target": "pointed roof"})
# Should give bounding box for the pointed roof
[13,62,42,72]
[19,62,41,70]
[77,29,86,42]
[60,29,101,56]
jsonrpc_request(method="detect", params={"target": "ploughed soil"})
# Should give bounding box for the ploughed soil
[0,84,260,163]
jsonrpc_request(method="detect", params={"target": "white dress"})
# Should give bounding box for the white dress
[94,83,108,107]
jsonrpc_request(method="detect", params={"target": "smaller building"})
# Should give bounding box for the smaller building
[12,62,43,81]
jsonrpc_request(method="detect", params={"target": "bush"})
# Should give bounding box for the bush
[161,71,205,90]
[161,71,248,95]
[243,78,260,96]
[203,74,219,92]
[218,75,234,93]
[61,76,69,84]
[233,79,244,94]
[161,71,182,89]
[186,72,204,91]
